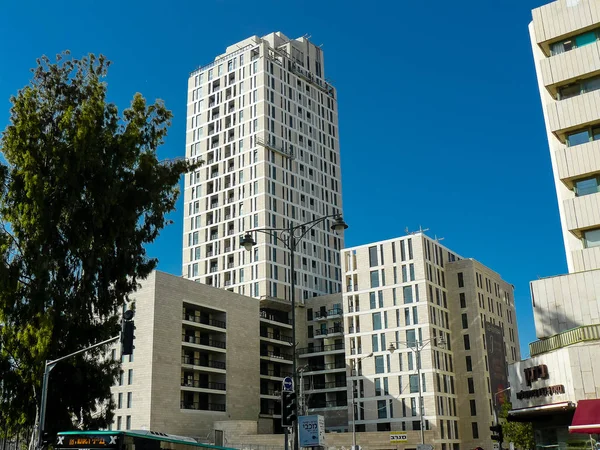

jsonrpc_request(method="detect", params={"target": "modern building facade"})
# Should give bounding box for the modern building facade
[506,1,600,446]
[183,32,344,303]
[342,233,520,450]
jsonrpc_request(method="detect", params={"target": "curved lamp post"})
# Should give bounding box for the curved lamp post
[240,213,348,450]
[351,352,373,450]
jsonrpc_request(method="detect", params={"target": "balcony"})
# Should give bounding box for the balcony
[256,136,294,159]
[562,192,600,233]
[260,368,293,378]
[305,362,346,373]
[540,40,600,89]
[260,387,280,397]
[297,342,344,356]
[305,380,347,391]
[308,399,347,410]
[182,314,226,329]
[314,311,328,321]
[182,335,226,349]
[180,401,226,412]
[546,89,600,134]
[530,324,600,356]
[259,407,280,417]
[260,311,292,326]
[181,379,226,391]
[181,356,226,370]
[555,140,600,183]
[260,330,293,344]
[328,308,343,318]
[350,347,363,355]
[260,350,293,361]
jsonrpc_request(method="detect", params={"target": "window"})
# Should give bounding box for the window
[566,126,600,147]
[462,313,468,329]
[370,271,379,288]
[470,399,477,416]
[372,334,379,352]
[466,356,473,372]
[583,228,600,248]
[467,377,475,393]
[370,292,377,309]
[117,393,123,409]
[406,329,416,347]
[119,371,124,386]
[573,177,600,197]
[378,400,387,419]
[369,246,378,267]
[375,378,382,395]
[403,286,413,304]
[372,313,382,330]
[471,422,479,439]
[551,28,600,55]
[375,356,385,374]
[128,369,133,385]
[127,392,132,408]
[126,415,131,430]
[463,334,471,350]
[457,272,464,288]
[409,374,419,393]
[117,416,122,430]
[459,293,466,308]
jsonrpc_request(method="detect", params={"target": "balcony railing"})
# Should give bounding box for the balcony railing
[181,379,226,390]
[183,335,226,349]
[307,362,346,371]
[180,401,226,412]
[297,343,344,355]
[181,356,226,370]
[183,314,226,329]
[260,311,292,325]
[260,369,293,378]
[260,387,280,396]
[260,350,293,361]
[309,399,347,409]
[328,308,343,316]
[530,324,600,356]
[305,380,347,390]
[260,330,293,343]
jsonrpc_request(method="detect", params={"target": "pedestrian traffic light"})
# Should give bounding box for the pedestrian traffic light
[121,309,135,356]
[490,423,503,443]
[281,391,297,427]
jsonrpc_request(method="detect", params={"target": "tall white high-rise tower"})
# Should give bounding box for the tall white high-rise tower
[183,32,344,303]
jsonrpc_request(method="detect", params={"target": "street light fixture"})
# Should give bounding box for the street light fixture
[387,336,446,445]
[240,213,348,450]
[351,352,373,450]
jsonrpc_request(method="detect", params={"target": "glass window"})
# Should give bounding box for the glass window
[406,329,416,347]
[559,83,581,100]
[576,31,597,47]
[370,271,379,288]
[583,77,600,93]
[466,356,473,372]
[584,228,600,248]
[574,177,599,196]
[378,400,387,419]
[372,312,382,330]
[467,377,475,393]
[462,313,468,329]
[375,378,381,395]
[378,291,384,308]
[457,272,464,288]
[372,334,379,352]
[126,415,131,430]
[375,356,385,374]
[128,369,133,384]
[369,246,378,267]
[463,334,471,350]
[370,292,377,309]
[472,422,479,439]
[567,129,590,147]
[460,293,466,308]
[118,393,123,408]
[470,399,477,416]
[409,374,419,393]
[403,286,413,304]
[127,392,132,408]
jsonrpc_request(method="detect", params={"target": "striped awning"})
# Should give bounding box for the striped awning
[569,399,600,434]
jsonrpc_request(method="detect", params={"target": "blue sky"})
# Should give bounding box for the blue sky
[0,0,563,357]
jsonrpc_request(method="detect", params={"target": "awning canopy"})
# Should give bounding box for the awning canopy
[569,399,600,434]
[508,402,575,422]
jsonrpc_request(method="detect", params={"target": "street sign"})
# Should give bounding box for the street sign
[390,432,408,443]
[282,376,294,392]
[298,415,325,447]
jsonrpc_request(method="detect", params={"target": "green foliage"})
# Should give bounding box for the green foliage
[500,401,536,450]
[0,52,198,437]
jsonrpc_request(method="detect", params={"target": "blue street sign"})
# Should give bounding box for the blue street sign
[282,376,293,392]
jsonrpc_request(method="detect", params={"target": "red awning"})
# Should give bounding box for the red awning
[569,399,600,434]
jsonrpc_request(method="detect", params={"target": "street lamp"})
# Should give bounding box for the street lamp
[351,352,373,450]
[240,213,348,450]
[387,336,445,445]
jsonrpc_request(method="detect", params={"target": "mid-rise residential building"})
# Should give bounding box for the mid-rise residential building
[342,233,520,450]
[183,31,345,302]
[507,1,600,446]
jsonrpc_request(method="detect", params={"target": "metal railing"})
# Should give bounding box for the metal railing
[530,324,600,356]
[183,313,226,329]
[260,311,292,325]
[297,342,344,355]
[307,362,346,371]
[181,379,226,390]
[260,330,293,343]
[180,401,226,412]
[305,380,347,390]
[181,356,226,369]
[182,335,227,349]
[260,350,293,360]
[190,44,255,76]
[260,369,293,378]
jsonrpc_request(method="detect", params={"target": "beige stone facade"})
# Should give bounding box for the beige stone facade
[110,271,260,438]
[341,234,519,450]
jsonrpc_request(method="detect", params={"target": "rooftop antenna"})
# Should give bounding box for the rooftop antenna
[406,226,429,235]
[434,235,445,242]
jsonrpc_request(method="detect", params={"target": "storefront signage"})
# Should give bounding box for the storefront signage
[516,384,565,399]
[524,364,549,386]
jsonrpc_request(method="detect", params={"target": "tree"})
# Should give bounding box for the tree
[500,401,535,450]
[0,52,198,441]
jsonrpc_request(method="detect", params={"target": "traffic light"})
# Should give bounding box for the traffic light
[41,432,51,449]
[490,423,503,444]
[121,309,135,356]
[281,391,297,427]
